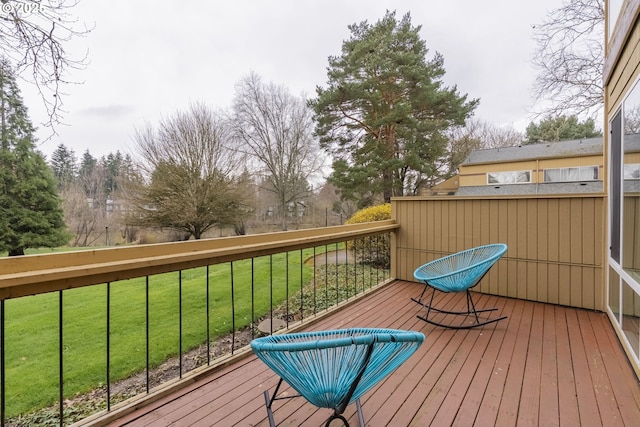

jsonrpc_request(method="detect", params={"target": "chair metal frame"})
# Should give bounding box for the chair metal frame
[412,243,508,329]
[251,328,424,427]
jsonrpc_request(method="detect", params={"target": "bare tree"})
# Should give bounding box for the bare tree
[62,180,104,246]
[1,0,91,132]
[531,0,604,118]
[445,119,523,177]
[127,102,251,240]
[231,72,326,231]
[624,104,640,134]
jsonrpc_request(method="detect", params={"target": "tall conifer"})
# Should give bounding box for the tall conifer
[0,59,68,256]
[311,11,478,205]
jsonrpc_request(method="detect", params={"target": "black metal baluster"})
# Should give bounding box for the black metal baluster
[345,242,349,300]
[362,237,365,290]
[367,236,377,289]
[377,234,382,284]
[285,252,289,326]
[385,232,389,280]
[269,255,274,333]
[179,271,183,378]
[353,239,358,295]
[1,300,4,427]
[376,234,382,283]
[313,247,317,315]
[324,245,328,312]
[335,243,339,305]
[206,266,211,365]
[230,262,236,354]
[299,249,303,322]
[383,233,387,281]
[146,276,150,393]
[251,258,255,340]
[59,291,63,427]
[106,282,111,411]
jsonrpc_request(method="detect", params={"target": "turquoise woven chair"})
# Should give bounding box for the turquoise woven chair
[412,243,508,329]
[251,328,424,427]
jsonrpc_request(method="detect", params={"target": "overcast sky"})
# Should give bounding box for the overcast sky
[22,0,562,160]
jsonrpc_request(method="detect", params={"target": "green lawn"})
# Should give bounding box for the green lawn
[3,248,323,417]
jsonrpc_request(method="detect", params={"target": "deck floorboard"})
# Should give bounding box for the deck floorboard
[108,280,640,427]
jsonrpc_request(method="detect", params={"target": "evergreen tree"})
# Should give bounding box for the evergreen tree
[102,151,124,195]
[525,115,602,144]
[77,149,99,198]
[310,11,478,205]
[78,149,97,182]
[49,143,77,190]
[0,59,68,256]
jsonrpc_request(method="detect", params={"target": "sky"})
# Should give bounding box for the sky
[19,0,563,161]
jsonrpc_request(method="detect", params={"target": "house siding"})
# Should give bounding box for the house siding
[427,138,607,198]
[606,7,640,116]
[392,195,605,311]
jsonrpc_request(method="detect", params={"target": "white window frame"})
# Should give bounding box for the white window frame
[543,165,599,183]
[486,170,531,185]
[624,163,640,179]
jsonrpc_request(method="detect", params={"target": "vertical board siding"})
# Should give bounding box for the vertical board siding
[393,195,605,310]
[607,10,640,114]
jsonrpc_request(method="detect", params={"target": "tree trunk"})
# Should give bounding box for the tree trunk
[8,248,25,256]
[280,195,288,231]
[382,170,393,203]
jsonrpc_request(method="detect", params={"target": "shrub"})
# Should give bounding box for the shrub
[345,204,391,268]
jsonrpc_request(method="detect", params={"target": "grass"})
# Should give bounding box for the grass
[276,263,390,319]
[3,248,324,418]
[7,259,390,427]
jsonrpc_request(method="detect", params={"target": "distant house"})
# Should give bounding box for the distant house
[431,137,606,196]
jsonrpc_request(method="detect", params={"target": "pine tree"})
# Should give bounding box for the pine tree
[49,143,78,190]
[102,151,124,195]
[0,59,69,256]
[524,115,602,144]
[310,11,478,205]
[77,149,100,199]
[78,150,97,182]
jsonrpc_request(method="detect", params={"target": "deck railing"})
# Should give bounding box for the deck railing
[0,221,398,426]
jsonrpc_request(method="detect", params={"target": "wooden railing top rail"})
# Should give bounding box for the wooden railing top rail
[393,193,606,202]
[0,221,398,301]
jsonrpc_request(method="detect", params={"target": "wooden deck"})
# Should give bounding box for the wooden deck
[107,280,640,426]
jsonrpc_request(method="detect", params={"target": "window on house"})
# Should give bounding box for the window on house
[486,170,530,184]
[608,81,640,359]
[622,82,640,279]
[624,164,640,179]
[611,111,622,265]
[543,166,598,182]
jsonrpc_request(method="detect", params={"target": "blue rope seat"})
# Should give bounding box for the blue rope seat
[412,243,508,328]
[251,328,424,426]
[414,243,507,292]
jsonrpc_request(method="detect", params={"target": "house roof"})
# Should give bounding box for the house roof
[462,137,603,166]
[447,134,640,196]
